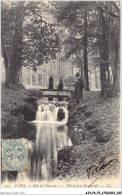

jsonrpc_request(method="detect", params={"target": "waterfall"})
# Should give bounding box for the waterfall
[35,102,68,124]
[2,101,72,183]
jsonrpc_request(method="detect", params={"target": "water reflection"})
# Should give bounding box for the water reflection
[2,123,72,182]
[30,123,72,181]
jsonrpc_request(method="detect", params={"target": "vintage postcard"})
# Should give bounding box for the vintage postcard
[1,0,121,194]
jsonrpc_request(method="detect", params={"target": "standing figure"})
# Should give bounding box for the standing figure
[75,73,84,103]
[58,77,63,90]
[48,75,54,90]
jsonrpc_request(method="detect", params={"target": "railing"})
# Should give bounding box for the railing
[41,89,74,98]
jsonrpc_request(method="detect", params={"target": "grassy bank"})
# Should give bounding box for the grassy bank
[57,91,120,186]
[1,84,44,139]
[1,84,30,137]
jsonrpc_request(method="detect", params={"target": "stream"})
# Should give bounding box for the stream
[2,99,72,182]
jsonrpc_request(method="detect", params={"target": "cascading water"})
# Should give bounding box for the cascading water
[29,102,72,181]
[35,102,69,124]
[2,101,72,183]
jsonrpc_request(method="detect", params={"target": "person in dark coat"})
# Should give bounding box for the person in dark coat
[58,77,63,90]
[48,75,54,89]
[75,73,84,103]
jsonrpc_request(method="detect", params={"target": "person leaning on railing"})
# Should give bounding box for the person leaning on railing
[72,73,84,103]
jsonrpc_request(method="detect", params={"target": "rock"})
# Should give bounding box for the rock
[67,120,75,127]
[57,146,75,177]
[84,110,92,117]
[28,89,43,99]
[83,128,99,140]
[85,119,99,130]
[71,130,86,145]
[22,103,37,121]
[73,126,79,132]
[58,146,74,161]
[67,102,76,111]
[10,107,22,116]
[11,103,37,121]
[24,96,37,107]
[24,96,37,103]
[69,104,87,121]
[76,119,84,127]
[69,109,77,119]
[75,117,80,123]
[89,128,99,137]
[57,108,65,121]
[96,132,112,143]
[77,104,87,113]
[68,119,75,123]
[16,113,24,121]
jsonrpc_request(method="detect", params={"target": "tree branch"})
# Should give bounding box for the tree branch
[111,2,120,15]
[96,2,120,19]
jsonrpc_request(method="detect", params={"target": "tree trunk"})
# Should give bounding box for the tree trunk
[4,57,10,87]
[99,10,111,97]
[1,39,10,87]
[80,60,83,79]
[84,10,90,91]
[112,41,120,96]
[77,50,83,79]
[95,66,98,89]
[9,2,24,86]
[9,60,20,85]
[5,65,10,87]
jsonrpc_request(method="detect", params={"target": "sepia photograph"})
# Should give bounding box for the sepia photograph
[1,0,121,192]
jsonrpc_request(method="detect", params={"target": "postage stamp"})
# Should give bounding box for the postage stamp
[2,138,30,172]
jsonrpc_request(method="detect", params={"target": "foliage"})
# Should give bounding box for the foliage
[1,2,16,63]
[52,1,120,96]
[1,1,120,96]
[22,2,60,68]
[1,1,60,86]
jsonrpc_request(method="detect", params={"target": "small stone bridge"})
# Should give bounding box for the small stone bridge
[41,89,74,98]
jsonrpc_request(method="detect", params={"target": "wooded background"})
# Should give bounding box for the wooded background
[1,1,120,97]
